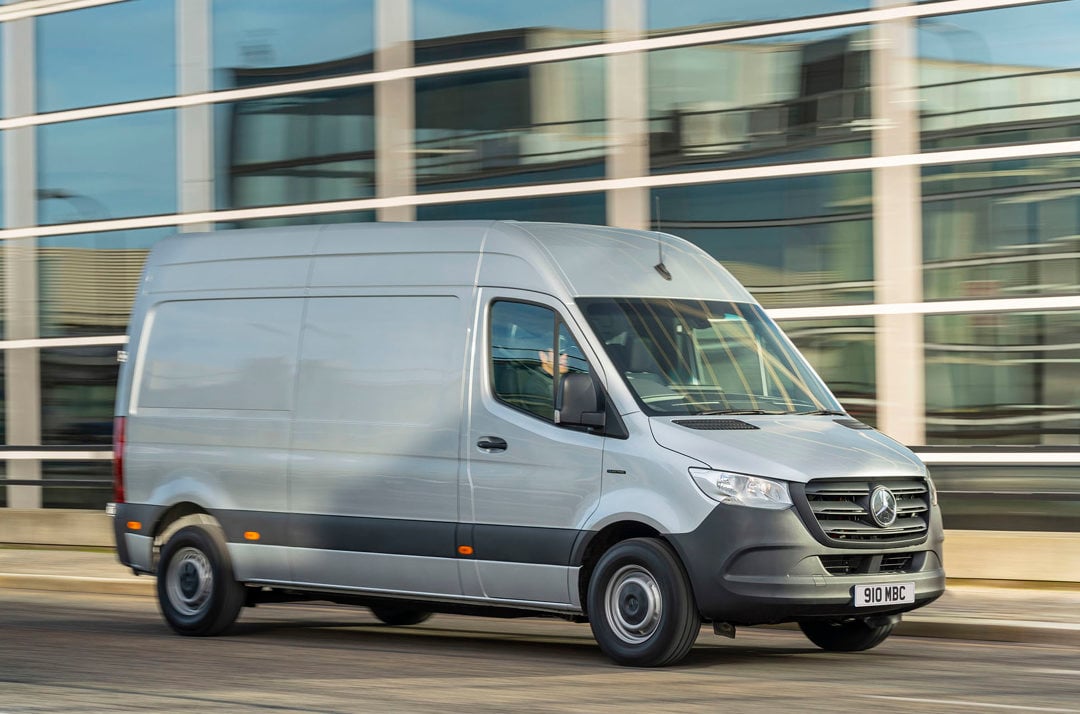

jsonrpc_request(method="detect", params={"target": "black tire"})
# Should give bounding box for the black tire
[156,524,245,636]
[370,605,433,627]
[587,538,700,667]
[799,618,895,652]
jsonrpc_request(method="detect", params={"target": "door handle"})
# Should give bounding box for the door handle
[476,436,508,452]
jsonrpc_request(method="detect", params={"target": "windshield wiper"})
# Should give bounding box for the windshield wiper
[697,409,773,415]
[795,409,847,416]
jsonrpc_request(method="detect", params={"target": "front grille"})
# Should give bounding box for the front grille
[801,478,930,544]
[820,553,918,575]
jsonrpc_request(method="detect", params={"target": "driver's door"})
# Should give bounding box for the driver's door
[461,291,605,606]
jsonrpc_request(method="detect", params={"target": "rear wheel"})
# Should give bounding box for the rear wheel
[370,605,432,627]
[587,538,700,667]
[157,524,245,636]
[799,617,895,652]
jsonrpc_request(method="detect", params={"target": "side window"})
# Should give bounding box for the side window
[490,301,589,421]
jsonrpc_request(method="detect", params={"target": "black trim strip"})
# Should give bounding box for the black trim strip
[291,513,457,559]
[205,509,580,566]
[471,523,579,566]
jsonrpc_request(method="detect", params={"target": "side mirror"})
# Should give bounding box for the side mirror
[556,372,606,428]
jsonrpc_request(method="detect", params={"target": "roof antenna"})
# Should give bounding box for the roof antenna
[653,195,672,280]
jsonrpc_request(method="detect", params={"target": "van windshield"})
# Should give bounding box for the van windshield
[579,298,843,417]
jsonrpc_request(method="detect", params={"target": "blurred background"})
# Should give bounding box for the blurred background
[0,0,1077,537]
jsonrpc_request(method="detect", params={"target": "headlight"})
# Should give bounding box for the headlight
[926,473,939,506]
[689,468,792,510]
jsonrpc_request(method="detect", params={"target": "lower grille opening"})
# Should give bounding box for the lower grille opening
[879,554,915,573]
[819,553,919,576]
[820,555,865,575]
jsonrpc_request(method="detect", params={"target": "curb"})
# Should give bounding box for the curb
[0,573,153,597]
[897,616,1080,647]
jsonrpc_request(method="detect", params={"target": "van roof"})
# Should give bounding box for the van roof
[144,220,754,303]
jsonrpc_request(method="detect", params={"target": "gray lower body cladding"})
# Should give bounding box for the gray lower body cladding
[667,503,946,625]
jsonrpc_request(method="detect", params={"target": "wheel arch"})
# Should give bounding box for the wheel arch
[575,520,683,617]
[151,502,221,571]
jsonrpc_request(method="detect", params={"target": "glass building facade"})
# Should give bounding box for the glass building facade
[1,0,1078,525]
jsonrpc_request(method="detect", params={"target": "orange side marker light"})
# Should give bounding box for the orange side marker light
[244,531,261,541]
[126,521,142,531]
[457,545,474,556]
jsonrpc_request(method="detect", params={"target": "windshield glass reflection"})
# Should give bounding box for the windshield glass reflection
[580,298,842,416]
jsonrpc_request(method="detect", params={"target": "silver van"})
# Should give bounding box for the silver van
[110,221,944,667]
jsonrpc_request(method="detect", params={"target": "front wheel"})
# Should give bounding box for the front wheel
[157,524,245,636]
[799,617,895,652]
[587,538,700,667]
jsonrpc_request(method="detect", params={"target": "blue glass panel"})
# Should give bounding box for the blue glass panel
[928,465,1080,532]
[648,0,868,34]
[42,462,112,509]
[648,27,872,174]
[36,0,175,112]
[417,193,605,224]
[214,88,375,210]
[918,3,1080,150]
[926,310,1080,446]
[39,227,175,338]
[651,172,874,308]
[213,0,374,90]
[0,131,4,230]
[0,29,4,121]
[778,318,876,425]
[41,345,118,448]
[38,111,178,224]
[923,157,1080,300]
[414,0,603,64]
[415,59,606,191]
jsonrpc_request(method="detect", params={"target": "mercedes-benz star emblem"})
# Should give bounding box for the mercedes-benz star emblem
[869,486,898,528]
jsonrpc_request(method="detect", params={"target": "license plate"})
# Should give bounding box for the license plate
[854,582,915,607]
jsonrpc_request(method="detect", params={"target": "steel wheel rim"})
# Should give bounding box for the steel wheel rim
[604,564,662,644]
[166,546,214,617]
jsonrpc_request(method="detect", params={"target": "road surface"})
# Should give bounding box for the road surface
[2,589,1078,713]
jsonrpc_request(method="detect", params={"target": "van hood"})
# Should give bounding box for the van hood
[649,416,926,483]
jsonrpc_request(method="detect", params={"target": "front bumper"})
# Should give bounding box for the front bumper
[667,503,946,625]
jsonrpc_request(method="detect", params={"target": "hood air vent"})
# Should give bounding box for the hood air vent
[834,418,873,430]
[673,419,759,431]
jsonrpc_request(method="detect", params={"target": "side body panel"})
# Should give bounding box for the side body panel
[287,292,470,596]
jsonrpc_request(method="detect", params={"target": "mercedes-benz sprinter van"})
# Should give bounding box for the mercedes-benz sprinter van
[110,221,944,667]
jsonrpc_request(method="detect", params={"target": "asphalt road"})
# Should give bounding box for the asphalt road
[2,589,1079,714]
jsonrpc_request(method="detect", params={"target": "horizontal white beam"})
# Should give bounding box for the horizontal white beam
[769,294,1080,320]
[917,452,1080,465]
[0,451,111,460]
[0,335,128,350]
[0,0,125,23]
